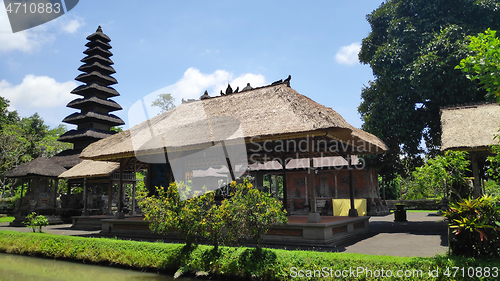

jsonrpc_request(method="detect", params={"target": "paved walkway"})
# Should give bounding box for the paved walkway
[0,211,449,257]
[0,222,100,237]
[336,211,449,257]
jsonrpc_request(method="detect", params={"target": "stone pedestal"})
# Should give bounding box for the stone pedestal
[307,212,321,223]
[394,204,407,222]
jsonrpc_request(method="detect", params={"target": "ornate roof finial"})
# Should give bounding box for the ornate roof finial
[200,90,211,100]
[284,75,291,87]
[97,26,103,33]
[242,83,253,92]
[271,79,283,85]
[225,83,233,95]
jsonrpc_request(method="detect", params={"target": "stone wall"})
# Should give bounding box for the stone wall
[385,199,442,210]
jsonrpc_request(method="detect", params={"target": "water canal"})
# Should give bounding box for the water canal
[0,253,201,281]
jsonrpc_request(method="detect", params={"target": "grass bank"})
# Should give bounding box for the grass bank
[0,230,499,280]
[0,216,14,223]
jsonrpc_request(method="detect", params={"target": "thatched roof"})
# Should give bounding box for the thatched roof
[441,103,500,151]
[81,84,387,161]
[58,127,115,142]
[51,149,83,169]
[67,96,122,111]
[62,111,124,126]
[58,160,119,179]
[6,157,67,178]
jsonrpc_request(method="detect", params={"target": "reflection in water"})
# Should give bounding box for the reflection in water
[0,253,199,281]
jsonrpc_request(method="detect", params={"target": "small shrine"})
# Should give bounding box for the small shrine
[6,150,67,225]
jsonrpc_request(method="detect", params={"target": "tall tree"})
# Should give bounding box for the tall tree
[151,93,175,113]
[0,97,71,194]
[358,0,500,179]
[457,28,500,102]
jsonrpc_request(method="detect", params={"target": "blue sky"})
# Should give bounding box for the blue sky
[0,0,382,130]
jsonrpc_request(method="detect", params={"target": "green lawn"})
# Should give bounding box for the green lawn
[0,230,499,280]
[0,216,14,223]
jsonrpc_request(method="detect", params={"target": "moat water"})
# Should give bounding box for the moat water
[0,252,201,281]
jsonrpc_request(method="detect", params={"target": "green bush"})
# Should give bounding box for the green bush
[24,212,49,233]
[139,180,287,251]
[138,182,208,248]
[445,195,500,257]
[223,180,287,249]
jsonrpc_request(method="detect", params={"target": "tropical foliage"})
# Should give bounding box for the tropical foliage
[445,195,500,257]
[24,212,49,233]
[223,181,288,249]
[0,96,71,198]
[359,0,500,179]
[151,93,175,113]
[139,180,287,250]
[456,28,500,102]
[409,151,470,200]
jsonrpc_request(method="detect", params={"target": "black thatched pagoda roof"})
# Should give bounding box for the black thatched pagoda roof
[67,96,122,111]
[59,26,124,150]
[6,157,67,178]
[85,39,112,50]
[62,111,124,126]
[51,149,83,169]
[77,62,116,75]
[80,55,113,65]
[86,26,110,42]
[70,83,119,97]
[75,71,117,86]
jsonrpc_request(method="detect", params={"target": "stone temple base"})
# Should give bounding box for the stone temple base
[97,215,371,247]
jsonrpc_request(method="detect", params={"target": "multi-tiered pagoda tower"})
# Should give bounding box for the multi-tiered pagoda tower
[58,26,124,150]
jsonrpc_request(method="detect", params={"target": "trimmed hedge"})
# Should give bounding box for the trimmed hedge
[0,230,499,280]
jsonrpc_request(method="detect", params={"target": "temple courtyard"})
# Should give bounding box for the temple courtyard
[0,211,448,257]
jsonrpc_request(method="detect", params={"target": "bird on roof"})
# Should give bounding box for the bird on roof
[284,75,291,86]
[234,86,239,93]
[220,90,225,96]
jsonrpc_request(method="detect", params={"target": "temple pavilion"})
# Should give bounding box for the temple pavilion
[441,102,500,198]
[80,80,388,228]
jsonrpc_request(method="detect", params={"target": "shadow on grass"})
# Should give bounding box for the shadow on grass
[238,248,277,277]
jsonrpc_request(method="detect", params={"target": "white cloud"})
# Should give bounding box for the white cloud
[57,15,85,34]
[158,67,266,101]
[0,75,76,110]
[0,0,84,52]
[127,68,266,128]
[335,42,361,65]
[0,3,46,53]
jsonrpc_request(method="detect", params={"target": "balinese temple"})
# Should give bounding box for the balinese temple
[58,26,124,149]
[55,26,138,221]
[80,80,389,244]
[5,27,135,227]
